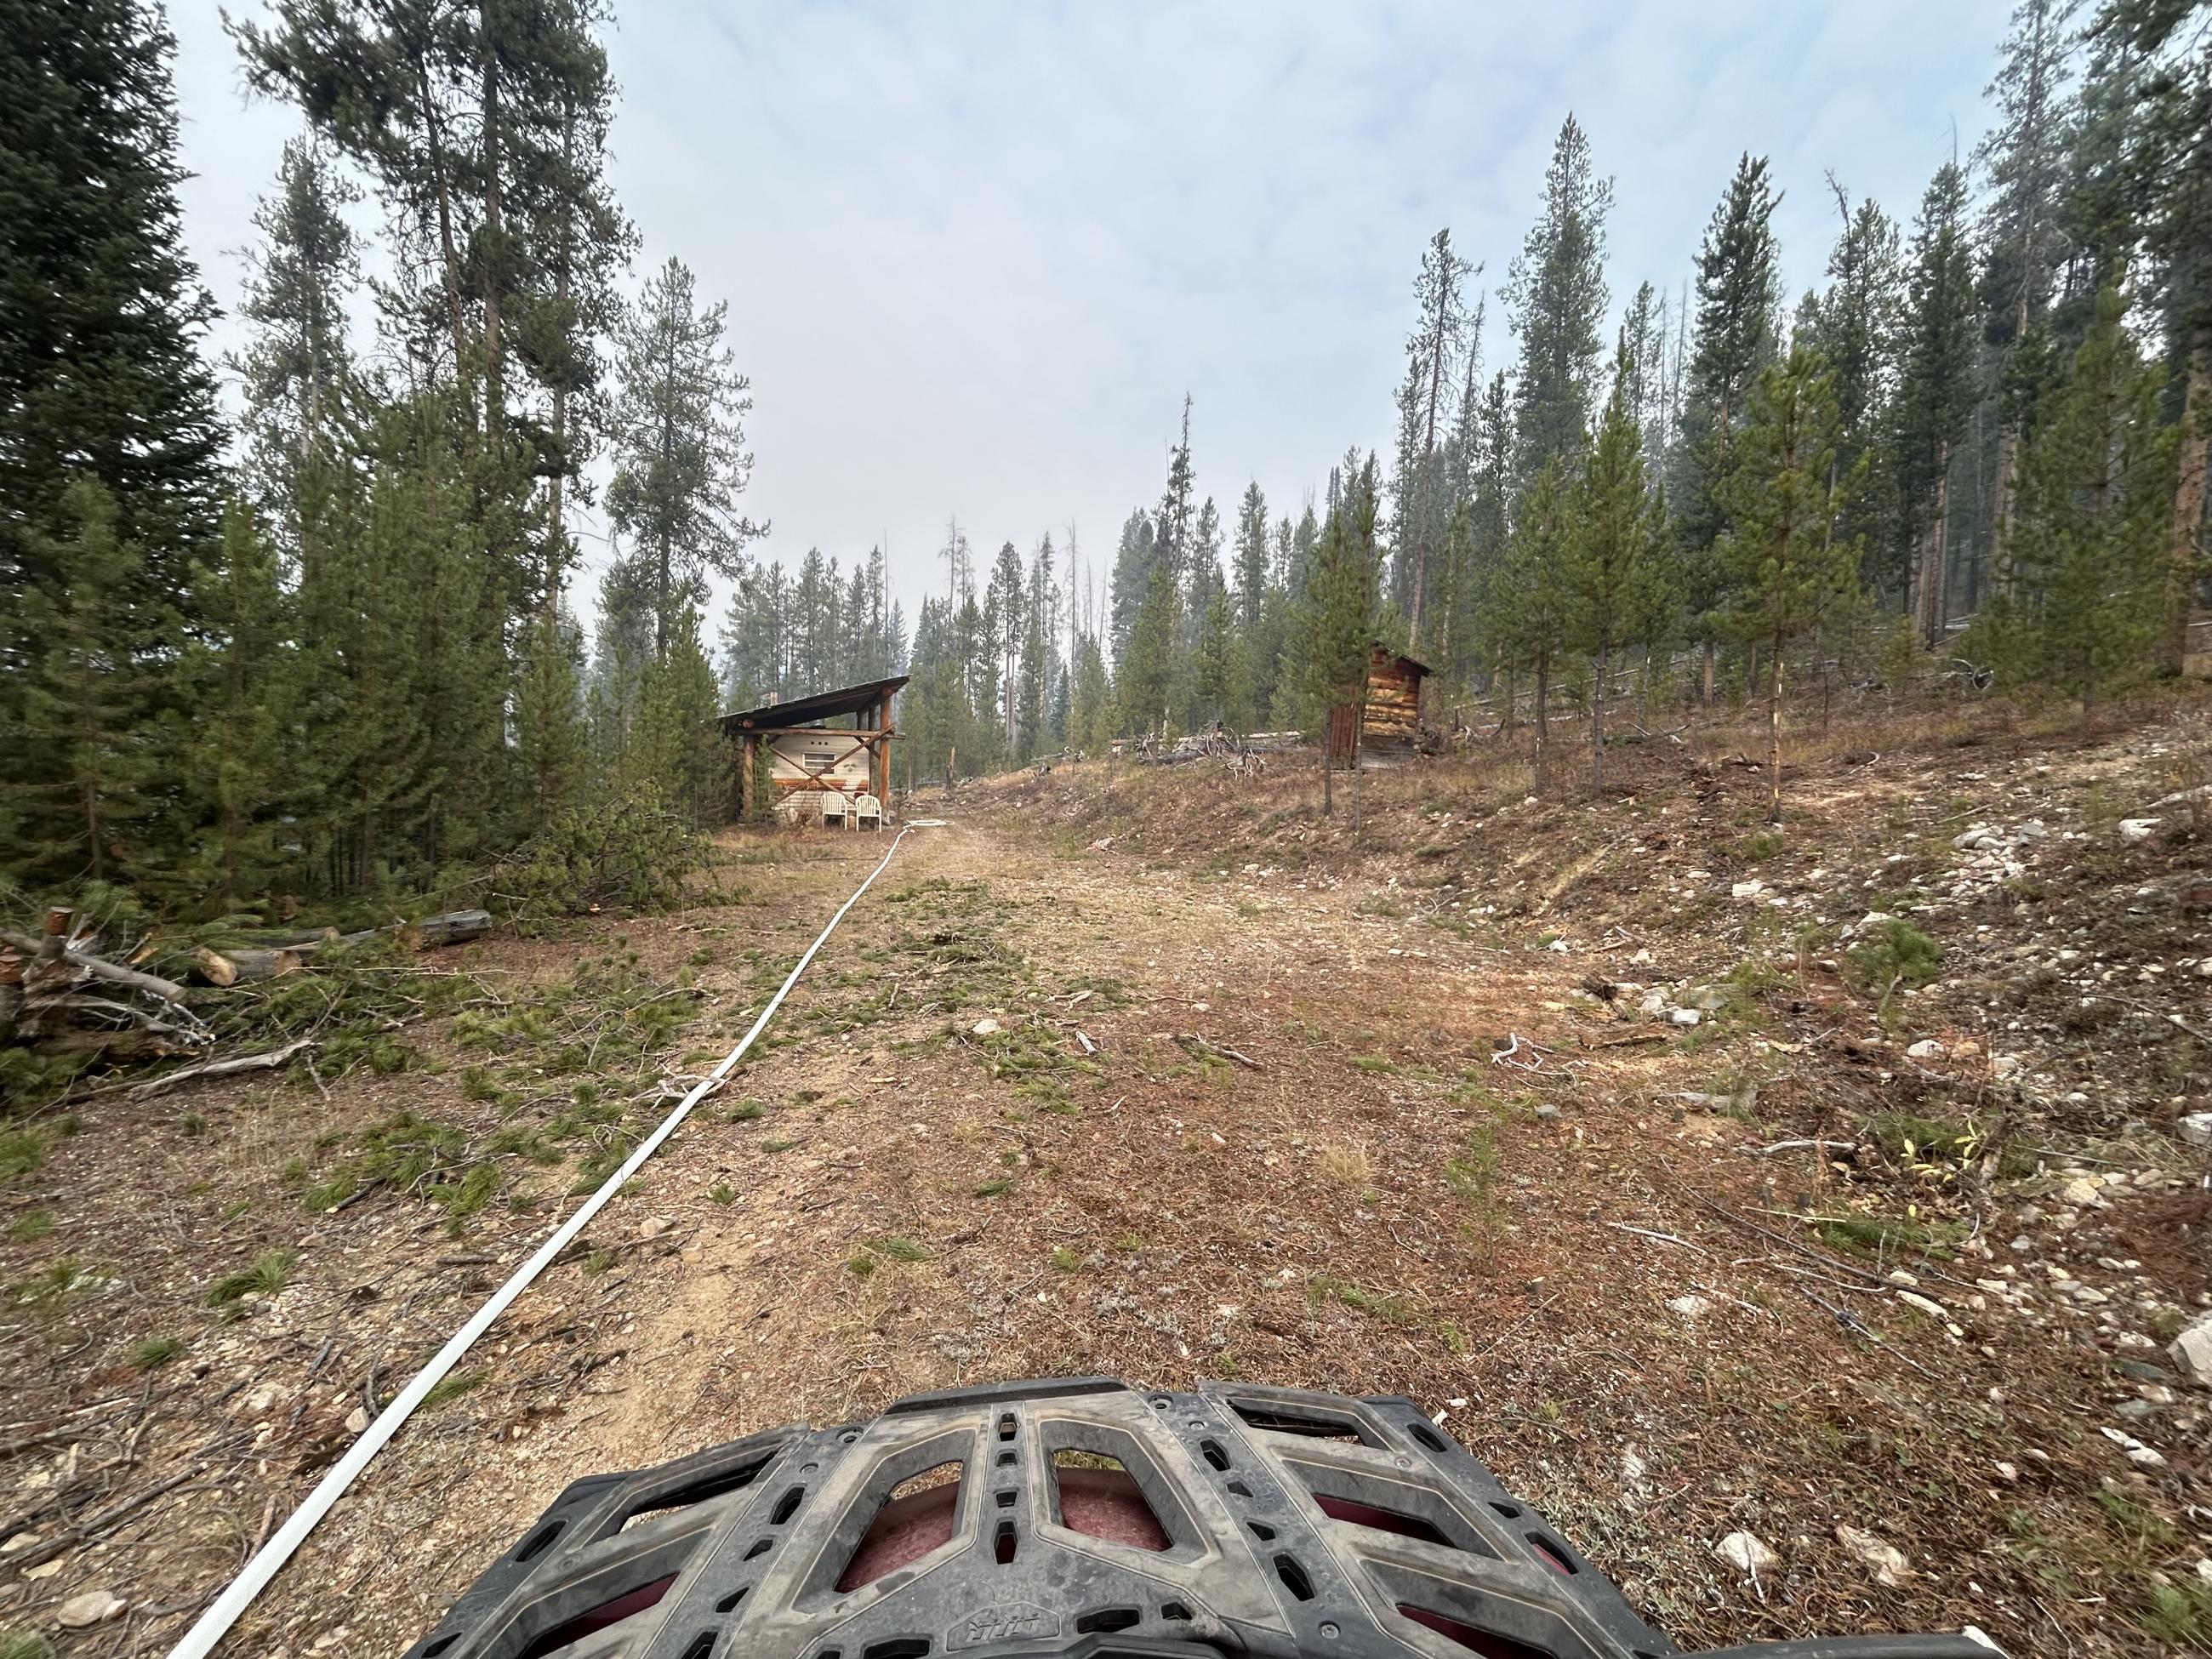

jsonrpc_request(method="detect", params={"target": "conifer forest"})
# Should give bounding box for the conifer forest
[3,0,2209,912]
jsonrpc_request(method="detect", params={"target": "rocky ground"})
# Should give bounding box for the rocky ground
[2,687,2209,1657]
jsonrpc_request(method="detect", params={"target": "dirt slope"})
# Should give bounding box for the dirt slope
[3,693,2210,1657]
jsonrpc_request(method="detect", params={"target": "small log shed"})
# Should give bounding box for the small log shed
[1326,647,1430,768]
[720,674,909,822]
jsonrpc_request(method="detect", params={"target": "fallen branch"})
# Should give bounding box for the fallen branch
[1490,1032,1555,1071]
[131,1038,317,1101]
[0,932,188,1002]
[1745,1137,1859,1157]
[1604,1222,1711,1257]
[9,1464,205,1571]
[1178,1034,1260,1070]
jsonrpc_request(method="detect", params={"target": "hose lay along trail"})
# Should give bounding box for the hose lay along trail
[169,821,943,1659]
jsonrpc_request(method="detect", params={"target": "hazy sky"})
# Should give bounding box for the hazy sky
[168,0,2013,631]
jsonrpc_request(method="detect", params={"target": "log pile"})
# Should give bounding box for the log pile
[188,909,489,985]
[1,907,491,1059]
[2,909,212,1058]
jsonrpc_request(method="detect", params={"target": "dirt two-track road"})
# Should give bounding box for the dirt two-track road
[6,707,2212,1657]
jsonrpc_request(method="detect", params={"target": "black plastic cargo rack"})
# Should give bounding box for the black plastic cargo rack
[401,1377,1993,1659]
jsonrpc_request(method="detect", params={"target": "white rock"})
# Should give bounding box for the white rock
[2119,818,2161,844]
[1714,1531,1778,1576]
[1992,1054,2023,1080]
[1905,1039,1947,1061]
[2057,1177,2103,1208]
[345,1405,370,1434]
[1887,1268,1921,1288]
[1897,1291,1948,1320]
[1667,1007,1702,1028]
[636,1217,671,1240]
[1621,1445,1650,1497]
[1666,1294,1712,1319]
[2179,1112,2212,1148]
[1638,989,1669,1019]
[970,1018,1002,1037]
[2169,1310,2212,1382]
[55,1591,127,1628]
[0,1531,37,1555]
[1835,1523,1913,1587]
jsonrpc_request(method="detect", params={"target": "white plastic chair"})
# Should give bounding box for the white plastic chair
[853,792,883,830]
[819,790,847,829]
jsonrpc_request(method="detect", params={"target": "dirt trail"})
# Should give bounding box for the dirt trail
[6,701,2212,1656]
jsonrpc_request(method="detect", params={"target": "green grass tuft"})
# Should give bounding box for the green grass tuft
[207,1247,294,1307]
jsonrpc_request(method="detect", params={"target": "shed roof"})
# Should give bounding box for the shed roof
[720,674,909,733]
[1371,645,1431,677]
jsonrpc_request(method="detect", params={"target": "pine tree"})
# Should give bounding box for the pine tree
[515,605,589,832]
[1565,344,1668,796]
[2084,0,2212,671]
[1894,163,1980,644]
[627,604,729,829]
[1290,453,1382,815]
[987,539,1024,745]
[179,502,292,908]
[1719,346,1864,820]
[1505,117,1613,490]
[1805,184,1907,594]
[1388,228,1474,642]
[607,256,763,653]
[1977,285,2176,704]
[1106,508,1154,665]
[1673,153,1784,698]
[1195,584,1240,729]
[1,0,224,887]
[5,480,169,887]
[1975,1,2082,582]
[1234,482,1271,632]
[1486,459,1576,795]
[233,135,360,527]
[1120,562,1177,738]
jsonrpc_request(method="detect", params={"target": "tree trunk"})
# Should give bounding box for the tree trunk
[1533,649,1550,797]
[414,57,470,407]
[1766,638,1784,823]
[479,24,504,441]
[1992,419,2019,596]
[1589,640,1607,798]
[1701,636,1715,704]
[1921,441,1952,648]
[2159,344,2210,676]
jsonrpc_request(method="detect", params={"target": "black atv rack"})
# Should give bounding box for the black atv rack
[402,1377,1990,1659]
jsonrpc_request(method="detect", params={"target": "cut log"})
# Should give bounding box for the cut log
[186,909,491,984]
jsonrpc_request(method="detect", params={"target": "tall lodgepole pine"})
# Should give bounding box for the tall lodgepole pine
[1506,117,1613,492]
[2084,0,2212,672]
[607,257,764,656]
[1975,0,2081,588]
[1894,163,1979,647]
[1672,152,1782,701]
[1719,347,1865,822]
[1564,342,1668,798]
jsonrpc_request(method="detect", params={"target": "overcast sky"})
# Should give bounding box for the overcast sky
[168,0,2014,633]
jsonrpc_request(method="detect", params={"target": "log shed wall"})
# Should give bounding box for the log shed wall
[1327,648,1430,767]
